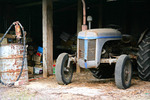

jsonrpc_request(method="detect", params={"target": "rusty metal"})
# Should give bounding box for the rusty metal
[14,21,21,39]
[81,0,87,31]
[100,58,118,65]
[129,54,137,59]
[79,39,84,60]
[0,44,28,85]
[82,25,88,31]
[82,0,86,25]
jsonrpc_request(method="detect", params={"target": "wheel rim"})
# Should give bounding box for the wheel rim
[63,59,72,81]
[124,60,132,85]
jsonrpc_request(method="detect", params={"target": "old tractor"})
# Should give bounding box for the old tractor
[55,0,150,89]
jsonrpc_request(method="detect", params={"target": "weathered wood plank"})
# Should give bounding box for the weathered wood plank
[0,33,15,39]
[42,0,53,77]
[47,0,53,75]
[42,0,48,78]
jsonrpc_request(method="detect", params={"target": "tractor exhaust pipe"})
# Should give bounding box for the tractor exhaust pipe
[82,0,87,31]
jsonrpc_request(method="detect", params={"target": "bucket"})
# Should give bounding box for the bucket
[0,43,28,85]
[37,46,43,53]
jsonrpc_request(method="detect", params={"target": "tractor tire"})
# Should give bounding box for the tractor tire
[89,68,103,79]
[55,53,73,85]
[115,55,132,89]
[137,32,150,81]
[89,64,114,79]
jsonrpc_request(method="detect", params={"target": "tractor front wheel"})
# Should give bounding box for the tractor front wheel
[115,55,132,89]
[55,53,73,85]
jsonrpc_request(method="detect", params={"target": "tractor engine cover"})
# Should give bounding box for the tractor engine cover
[77,28,122,68]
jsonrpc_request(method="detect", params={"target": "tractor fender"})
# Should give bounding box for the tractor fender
[96,38,121,67]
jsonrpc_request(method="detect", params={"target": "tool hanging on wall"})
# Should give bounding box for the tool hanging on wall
[0,21,26,86]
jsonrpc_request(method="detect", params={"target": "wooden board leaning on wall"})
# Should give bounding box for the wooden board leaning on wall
[0,33,15,39]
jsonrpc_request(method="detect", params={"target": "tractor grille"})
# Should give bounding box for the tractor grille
[87,39,96,61]
[79,39,96,61]
[79,39,84,60]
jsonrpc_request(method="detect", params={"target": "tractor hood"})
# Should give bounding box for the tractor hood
[78,28,122,39]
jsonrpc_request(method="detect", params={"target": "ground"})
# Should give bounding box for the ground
[0,70,150,100]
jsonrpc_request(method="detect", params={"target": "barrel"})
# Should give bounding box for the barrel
[0,43,28,85]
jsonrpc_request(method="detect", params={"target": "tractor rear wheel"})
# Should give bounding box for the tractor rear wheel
[137,32,150,81]
[55,53,73,85]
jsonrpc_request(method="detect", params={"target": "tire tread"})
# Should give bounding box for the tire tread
[137,33,150,81]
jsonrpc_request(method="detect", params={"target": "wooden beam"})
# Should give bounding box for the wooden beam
[42,0,53,78]
[77,0,82,34]
[76,0,82,73]
[47,0,53,75]
[42,0,48,78]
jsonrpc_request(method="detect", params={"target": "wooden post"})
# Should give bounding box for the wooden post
[42,0,53,78]
[76,0,82,73]
[47,0,53,75]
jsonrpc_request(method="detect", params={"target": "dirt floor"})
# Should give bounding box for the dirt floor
[0,70,150,100]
